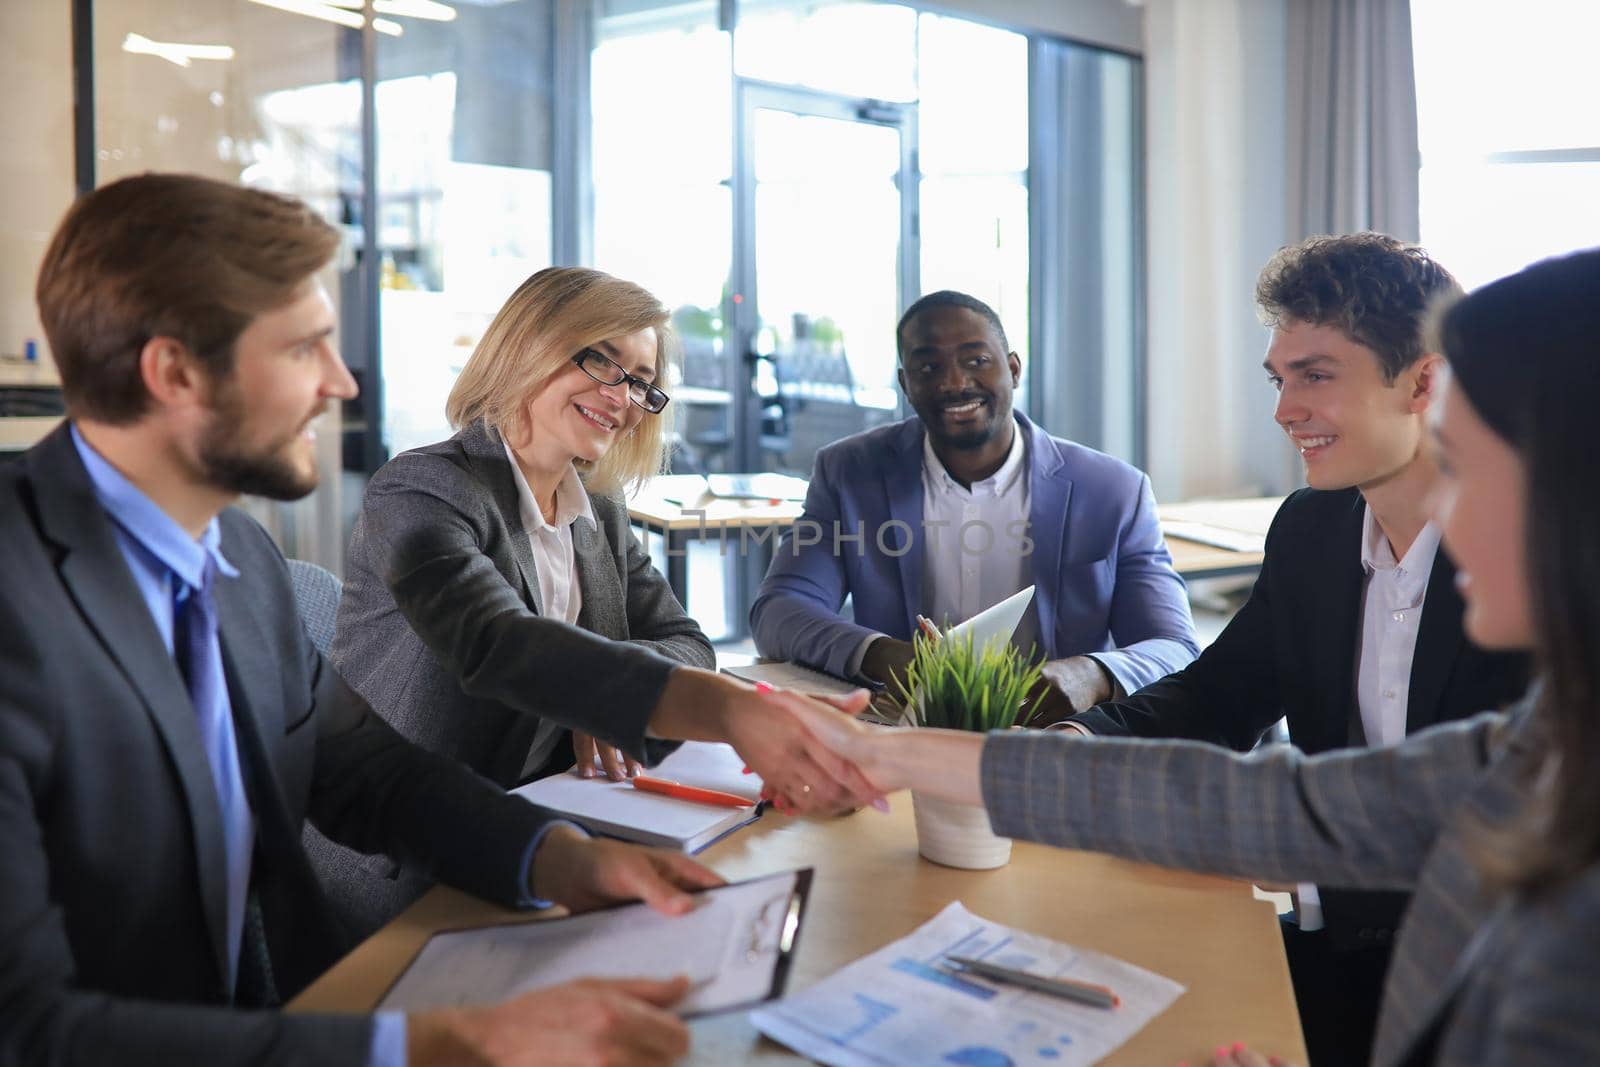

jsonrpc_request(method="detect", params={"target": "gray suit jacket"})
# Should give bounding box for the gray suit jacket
[332,419,714,785]
[313,421,713,936]
[0,425,558,1065]
[981,698,1600,1066]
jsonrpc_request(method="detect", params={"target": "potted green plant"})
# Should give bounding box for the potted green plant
[895,632,1046,869]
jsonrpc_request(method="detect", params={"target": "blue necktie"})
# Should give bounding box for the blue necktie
[175,556,256,999]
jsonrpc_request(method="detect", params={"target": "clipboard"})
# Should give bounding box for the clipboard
[376,868,814,1019]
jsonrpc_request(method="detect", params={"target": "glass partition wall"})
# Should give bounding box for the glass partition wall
[78,1,1142,616]
[91,1,362,569]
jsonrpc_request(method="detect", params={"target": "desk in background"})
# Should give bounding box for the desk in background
[290,798,1306,1065]
[629,477,1280,619]
[1158,496,1282,582]
[0,361,63,455]
[627,477,802,638]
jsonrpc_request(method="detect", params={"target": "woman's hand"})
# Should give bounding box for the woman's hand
[572,731,643,781]
[647,668,884,814]
[1188,1042,1296,1067]
[758,686,988,808]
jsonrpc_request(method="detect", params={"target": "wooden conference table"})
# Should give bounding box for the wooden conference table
[291,801,1307,1065]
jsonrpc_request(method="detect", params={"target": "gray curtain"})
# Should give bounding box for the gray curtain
[1028,37,1142,467]
[1287,0,1421,241]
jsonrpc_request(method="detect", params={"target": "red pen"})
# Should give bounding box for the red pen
[632,776,755,809]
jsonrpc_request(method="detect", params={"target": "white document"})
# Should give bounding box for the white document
[379,870,810,1016]
[948,584,1035,647]
[751,901,1185,1067]
[514,742,763,852]
[723,660,863,698]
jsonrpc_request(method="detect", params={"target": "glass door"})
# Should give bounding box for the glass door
[730,83,918,477]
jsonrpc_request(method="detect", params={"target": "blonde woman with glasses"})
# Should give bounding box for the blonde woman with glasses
[311,267,873,937]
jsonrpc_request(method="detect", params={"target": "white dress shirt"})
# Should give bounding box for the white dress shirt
[503,442,597,778]
[1297,504,1441,931]
[917,424,1033,640]
[848,424,1034,678]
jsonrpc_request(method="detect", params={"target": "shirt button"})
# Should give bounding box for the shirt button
[1384,690,1396,700]
[1391,611,1404,622]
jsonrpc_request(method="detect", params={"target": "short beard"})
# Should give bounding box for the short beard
[936,424,1000,451]
[197,381,321,501]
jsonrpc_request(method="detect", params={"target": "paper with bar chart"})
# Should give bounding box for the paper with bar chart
[751,902,1184,1067]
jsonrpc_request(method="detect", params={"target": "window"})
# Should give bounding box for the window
[1412,0,1600,289]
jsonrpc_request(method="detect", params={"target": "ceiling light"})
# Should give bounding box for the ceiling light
[326,0,456,21]
[246,0,363,30]
[246,0,406,35]
[375,0,458,21]
[121,32,236,67]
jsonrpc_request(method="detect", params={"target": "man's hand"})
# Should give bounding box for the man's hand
[1033,655,1121,723]
[572,731,643,781]
[859,636,916,698]
[408,976,691,1066]
[530,826,724,915]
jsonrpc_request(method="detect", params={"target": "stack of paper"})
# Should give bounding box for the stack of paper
[513,741,764,853]
[752,902,1185,1067]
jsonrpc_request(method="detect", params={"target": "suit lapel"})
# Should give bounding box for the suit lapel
[1020,416,1071,644]
[574,508,626,639]
[1404,548,1466,734]
[1311,494,1368,752]
[27,427,233,986]
[883,421,926,633]
[460,420,543,614]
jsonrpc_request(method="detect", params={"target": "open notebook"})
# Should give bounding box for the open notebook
[512,741,764,853]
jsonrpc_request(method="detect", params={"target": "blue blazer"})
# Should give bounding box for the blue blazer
[750,414,1199,691]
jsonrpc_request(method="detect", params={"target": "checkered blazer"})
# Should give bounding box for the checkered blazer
[981,695,1600,1066]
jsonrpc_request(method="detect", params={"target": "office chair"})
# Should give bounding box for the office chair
[286,558,341,656]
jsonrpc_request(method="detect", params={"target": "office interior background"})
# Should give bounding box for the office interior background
[3,0,1597,642]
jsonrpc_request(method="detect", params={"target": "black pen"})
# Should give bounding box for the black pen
[943,955,1120,1008]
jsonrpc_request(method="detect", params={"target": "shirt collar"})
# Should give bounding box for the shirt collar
[1360,503,1441,598]
[921,417,1028,496]
[502,441,596,534]
[69,423,239,590]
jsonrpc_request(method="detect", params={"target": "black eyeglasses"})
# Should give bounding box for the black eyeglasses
[571,349,671,414]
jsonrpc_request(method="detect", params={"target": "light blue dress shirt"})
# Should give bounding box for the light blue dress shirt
[69,427,410,1065]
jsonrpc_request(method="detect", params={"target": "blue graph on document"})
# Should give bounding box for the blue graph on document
[829,993,899,1044]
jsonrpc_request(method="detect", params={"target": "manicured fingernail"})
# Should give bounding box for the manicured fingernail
[742,766,752,774]
[870,797,891,814]
[1215,1048,1229,1061]
[754,681,775,694]
[1231,1042,1246,1053]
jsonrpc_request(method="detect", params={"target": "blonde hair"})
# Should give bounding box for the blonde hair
[447,267,678,495]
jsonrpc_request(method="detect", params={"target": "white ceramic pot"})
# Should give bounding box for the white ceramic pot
[911,791,1012,869]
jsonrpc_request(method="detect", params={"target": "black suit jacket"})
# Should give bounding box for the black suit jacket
[1070,487,1530,945]
[0,426,557,1065]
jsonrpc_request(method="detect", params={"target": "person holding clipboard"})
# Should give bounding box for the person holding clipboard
[779,250,1600,1066]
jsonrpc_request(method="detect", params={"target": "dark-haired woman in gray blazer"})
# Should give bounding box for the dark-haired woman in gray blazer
[777,250,1600,1067]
